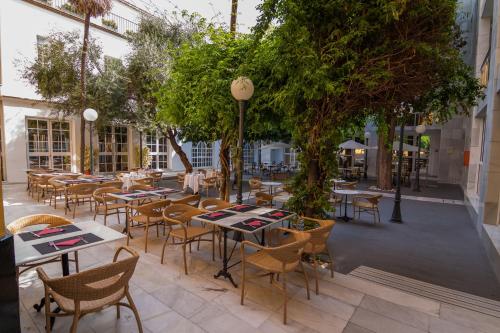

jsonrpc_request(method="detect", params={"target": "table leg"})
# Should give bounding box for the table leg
[340,194,351,222]
[261,229,266,246]
[214,227,238,288]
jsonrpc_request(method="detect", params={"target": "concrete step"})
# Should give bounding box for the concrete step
[349,266,500,318]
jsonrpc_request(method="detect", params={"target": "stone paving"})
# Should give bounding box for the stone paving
[6,183,500,333]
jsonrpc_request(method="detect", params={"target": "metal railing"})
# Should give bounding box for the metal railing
[33,0,138,36]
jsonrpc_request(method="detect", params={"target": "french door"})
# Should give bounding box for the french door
[98,126,128,172]
[26,118,71,170]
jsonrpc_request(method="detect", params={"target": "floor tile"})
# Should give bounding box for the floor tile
[350,308,426,333]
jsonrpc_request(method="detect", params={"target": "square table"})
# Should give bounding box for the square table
[193,206,296,288]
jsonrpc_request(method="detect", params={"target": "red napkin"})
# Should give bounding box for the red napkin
[247,220,263,227]
[234,205,248,210]
[55,238,82,246]
[209,212,224,217]
[37,228,64,236]
[272,212,285,217]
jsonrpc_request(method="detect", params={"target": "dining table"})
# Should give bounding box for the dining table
[14,221,125,325]
[333,189,361,222]
[261,181,283,195]
[183,172,206,194]
[193,205,296,288]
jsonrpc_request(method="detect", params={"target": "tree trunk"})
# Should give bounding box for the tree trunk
[305,158,320,217]
[165,127,192,173]
[79,13,91,173]
[376,117,396,190]
[230,0,238,34]
[219,136,231,201]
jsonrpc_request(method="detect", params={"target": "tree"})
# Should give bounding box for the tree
[69,0,112,172]
[126,11,204,173]
[254,0,482,215]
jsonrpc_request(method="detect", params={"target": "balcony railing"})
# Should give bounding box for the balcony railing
[32,0,138,36]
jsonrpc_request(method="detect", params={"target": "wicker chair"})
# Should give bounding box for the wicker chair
[7,214,79,276]
[200,198,231,211]
[150,171,163,187]
[248,178,264,200]
[48,176,69,209]
[134,177,154,187]
[352,194,382,224]
[240,229,311,324]
[171,194,201,207]
[255,191,274,207]
[338,181,357,190]
[127,199,171,252]
[291,217,335,294]
[176,173,185,187]
[36,246,143,333]
[161,204,216,274]
[33,175,53,202]
[100,181,123,189]
[200,176,218,197]
[93,187,127,226]
[128,184,152,191]
[65,183,99,218]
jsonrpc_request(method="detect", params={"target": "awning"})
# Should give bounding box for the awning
[392,141,424,152]
[339,140,368,150]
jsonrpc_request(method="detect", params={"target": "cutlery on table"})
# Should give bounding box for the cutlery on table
[49,241,60,251]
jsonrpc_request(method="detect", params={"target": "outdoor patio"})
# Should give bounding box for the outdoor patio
[7,182,500,333]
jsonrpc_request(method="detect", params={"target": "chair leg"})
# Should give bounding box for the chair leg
[313,256,319,295]
[240,260,246,305]
[117,209,121,224]
[212,231,215,261]
[144,224,149,253]
[126,291,144,333]
[327,249,335,278]
[74,251,79,273]
[299,261,310,300]
[116,304,121,319]
[182,243,188,275]
[72,199,77,219]
[282,273,288,325]
[70,309,80,333]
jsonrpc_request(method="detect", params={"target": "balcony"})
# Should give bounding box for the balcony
[28,0,139,36]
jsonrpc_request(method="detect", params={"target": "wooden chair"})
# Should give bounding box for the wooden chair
[100,181,123,189]
[200,176,217,197]
[240,229,311,324]
[255,191,274,207]
[128,184,152,191]
[8,214,79,276]
[134,177,154,187]
[292,217,335,294]
[248,178,264,200]
[48,176,69,209]
[176,173,185,187]
[150,171,163,187]
[161,204,216,274]
[93,187,127,226]
[328,191,343,216]
[338,181,357,190]
[352,194,382,224]
[65,183,98,218]
[33,175,53,202]
[127,199,171,253]
[36,246,143,333]
[171,194,201,207]
[200,198,231,211]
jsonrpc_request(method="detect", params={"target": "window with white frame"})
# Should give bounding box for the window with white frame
[191,142,213,168]
[98,126,128,172]
[243,142,255,166]
[146,131,168,169]
[284,148,298,167]
[27,118,71,170]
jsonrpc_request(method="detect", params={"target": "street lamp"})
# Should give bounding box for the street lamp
[364,131,370,179]
[83,108,98,175]
[414,124,426,192]
[231,76,254,204]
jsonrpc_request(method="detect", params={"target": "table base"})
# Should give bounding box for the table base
[214,228,238,288]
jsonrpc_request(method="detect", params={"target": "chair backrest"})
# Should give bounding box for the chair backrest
[67,183,98,195]
[128,184,152,191]
[162,204,204,227]
[177,173,185,183]
[171,194,201,207]
[255,191,273,204]
[135,177,154,186]
[200,198,231,211]
[7,214,72,234]
[150,172,163,180]
[48,176,70,188]
[339,182,357,190]
[302,218,335,252]
[93,187,121,203]
[266,230,310,265]
[202,176,217,185]
[100,181,123,189]
[366,194,383,205]
[133,199,170,217]
[37,246,139,302]
[249,178,262,189]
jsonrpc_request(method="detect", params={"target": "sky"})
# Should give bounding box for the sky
[128,0,262,33]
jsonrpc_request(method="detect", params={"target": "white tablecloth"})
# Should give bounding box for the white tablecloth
[183,173,205,193]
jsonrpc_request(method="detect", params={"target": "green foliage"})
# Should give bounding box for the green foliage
[102,18,117,30]
[134,146,152,168]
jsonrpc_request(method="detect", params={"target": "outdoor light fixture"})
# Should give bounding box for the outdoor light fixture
[414,124,426,192]
[83,108,98,175]
[364,131,371,179]
[231,76,254,204]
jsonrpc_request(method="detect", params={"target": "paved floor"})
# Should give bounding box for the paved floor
[7,183,500,333]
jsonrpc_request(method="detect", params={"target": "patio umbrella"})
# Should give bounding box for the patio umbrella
[392,141,422,152]
[339,140,368,150]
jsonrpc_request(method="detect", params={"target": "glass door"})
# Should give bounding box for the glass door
[27,118,71,170]
[98,126,128,173]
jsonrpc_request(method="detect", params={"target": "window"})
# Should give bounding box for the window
[27,118,71,170]
[477,119,486,194]
[191,142,213,168]
[98,126,128,172]
[146,131,168,169]
[243,142,255,168]
[284,148,298,167]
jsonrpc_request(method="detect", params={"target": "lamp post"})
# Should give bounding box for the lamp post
[364,131,370,179]
[83,108,98,175]
[414,124,426,192]
[231,76,254,204]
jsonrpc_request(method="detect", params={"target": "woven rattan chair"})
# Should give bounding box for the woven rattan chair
[65,183,98,218]
[200,176,217,197]
[127,199,171,252]
[171,194,201,207]
[127,184,152,191]
[291,217,335,294]
[240,229,311,324]
[134,177,154,187]
[33,175,53,202]
[161,204,215,274]
[150,171,163,187]
[8,214,79,276]
[200,198,231,256]
[338,181,357,190]
[352,194,382,224]
[100,181,123,189]
[176,172,185,187]
[48,176,69,209]
[36,246,143,333]
[255,191,274,207]
[93,187,127,226]
[248,178,264,200]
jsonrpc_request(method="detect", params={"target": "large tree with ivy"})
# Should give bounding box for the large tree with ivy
[254,0,482,215]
